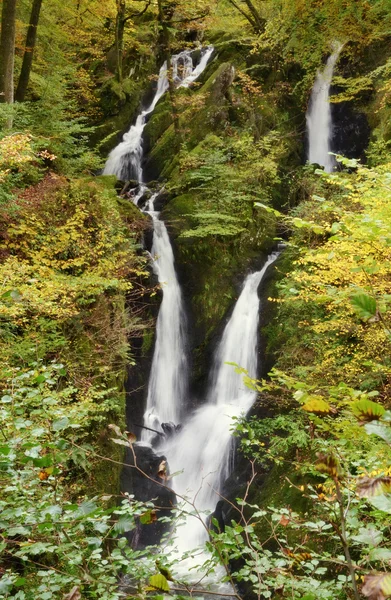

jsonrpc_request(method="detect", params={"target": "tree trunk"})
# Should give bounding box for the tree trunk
[15,0,43,102]
[227,0,265,33]
[115,0,126,82]
[0,0,17,105]
[243,0,265,32]
[157,0,181,142]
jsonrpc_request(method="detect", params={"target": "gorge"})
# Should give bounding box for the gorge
[2,2,391,599]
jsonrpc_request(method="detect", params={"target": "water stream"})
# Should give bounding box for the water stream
[163,251,280,561]
[103,46,214,182]
[141,194,188,442]
[103,47,214,442]
[104,45,281,586]
[306,43,342,172]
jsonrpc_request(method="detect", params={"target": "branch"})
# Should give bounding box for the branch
[226,0,257,30]
[123,0,152,22]
[170,11,210,24]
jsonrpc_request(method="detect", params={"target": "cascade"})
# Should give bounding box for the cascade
[103,46,214,181]
[141,193,188,442]
[103,47,214,442]
[105,44,281,585]
[306,43,342,173]
[164,251,280,559]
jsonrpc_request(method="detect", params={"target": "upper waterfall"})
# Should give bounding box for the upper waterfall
[103,46,214,183]
[306,43,342,173]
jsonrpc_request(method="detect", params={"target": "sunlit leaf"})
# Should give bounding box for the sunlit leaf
[316,453,342,479]
[357,477,391,498]
[140,509,157,525]
[362,572,391,599]
[351,400,385,423]
[302,397,332,415]
[149,574,170,592]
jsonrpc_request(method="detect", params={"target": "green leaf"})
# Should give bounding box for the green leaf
[114,516,134,533]
[368,494,391,514]
[351,293,377,321]
[369,548,391,562]
[8,526,30,536]
[76,500,98,516]
[148,574,170,592]
[365,422,391,445]
[352,526,383,547]
[86,537,102,548]
[52,417,70,431]
[351,399,385,423]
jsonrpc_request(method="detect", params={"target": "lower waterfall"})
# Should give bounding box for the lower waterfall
[163,251,280,567]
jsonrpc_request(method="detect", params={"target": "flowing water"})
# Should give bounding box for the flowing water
[306,43,342,172]
[141,194,188,442]
[104,45,281,587]
[103,46,214,181]
[164,251,280,559]
[103,47,214,441]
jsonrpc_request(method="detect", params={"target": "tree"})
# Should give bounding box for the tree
[0,0,17,105]
[15,0,43,102]
[227,0,265,33]
[114,0,152,82]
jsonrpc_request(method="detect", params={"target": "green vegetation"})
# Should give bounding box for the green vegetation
[2,0,391,598]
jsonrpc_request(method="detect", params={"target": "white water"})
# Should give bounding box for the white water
[141,194,188,441]
[178,46,214,88]
[165,251,280,559]
[103,46,214,181]
[306,43,342,172]
[103,62,169,181]
[103,47,214,440]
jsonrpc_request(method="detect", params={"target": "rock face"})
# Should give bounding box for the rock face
[121,444,176,548]
[330,99,370,160]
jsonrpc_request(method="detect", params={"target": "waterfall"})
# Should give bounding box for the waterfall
[306,43,342,173]
[164,251,280,558]
[103,62,169,181]
[103,46,214,182]
[141,194,188,441]
[103,47,214,441]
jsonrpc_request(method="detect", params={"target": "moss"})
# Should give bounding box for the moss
[141,329,155,355]
[145,124,177,181]
[143,97,173,152]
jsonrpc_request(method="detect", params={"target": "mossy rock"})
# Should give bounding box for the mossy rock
[144,63,235,180]
[144,124,178,181]
[143,98,173,152]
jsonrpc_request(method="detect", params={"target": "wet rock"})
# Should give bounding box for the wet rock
[121,443,176,548]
